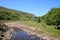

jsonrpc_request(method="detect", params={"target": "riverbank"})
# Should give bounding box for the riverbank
[4,21,60,40]
[2,27,44,40]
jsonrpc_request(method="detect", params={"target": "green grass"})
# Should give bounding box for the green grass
[24,21,60,37]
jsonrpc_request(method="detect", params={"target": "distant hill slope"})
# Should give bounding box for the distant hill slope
[42,7,60,25]
[0,6,36,21]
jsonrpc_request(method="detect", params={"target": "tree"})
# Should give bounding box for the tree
[42,7,60,25]
[37,17,41,23]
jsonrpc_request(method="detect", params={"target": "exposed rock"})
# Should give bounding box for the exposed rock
[4,21,60,40]
[0,38,2,40]
[2,27,18,40]
[0,22,8,32]
[0,22,9,40]
[56,25,60,30]
[1,34,4,37]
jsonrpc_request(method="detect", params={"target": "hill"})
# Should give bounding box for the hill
[42,7,60,25]
[0,6,36,21]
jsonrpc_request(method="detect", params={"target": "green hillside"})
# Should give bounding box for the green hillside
[42,7,60,25]
[0,6,36,21]
[24,7,60,37]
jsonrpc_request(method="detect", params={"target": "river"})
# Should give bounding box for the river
[11,30,44,40]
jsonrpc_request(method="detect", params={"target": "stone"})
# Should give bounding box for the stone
[1,34,4,37]
[56,25,60,30]
[0,22,3,26]
[0,38,2,40]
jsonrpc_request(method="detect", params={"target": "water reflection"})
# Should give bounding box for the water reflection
[11,30,44,40]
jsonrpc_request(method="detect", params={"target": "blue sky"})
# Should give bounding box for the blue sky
[0,0,60,16]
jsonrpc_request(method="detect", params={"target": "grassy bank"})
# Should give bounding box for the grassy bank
[23,21,60,37]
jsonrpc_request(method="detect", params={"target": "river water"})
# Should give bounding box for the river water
[11,30,44,40]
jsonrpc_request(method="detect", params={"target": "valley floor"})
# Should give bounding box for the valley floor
[4,21,60,40]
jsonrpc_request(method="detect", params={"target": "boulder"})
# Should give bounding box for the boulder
[0,22,3,26]
[0,22,8,32]
[56,25,60,30]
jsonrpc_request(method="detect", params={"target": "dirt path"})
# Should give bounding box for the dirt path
[4,21,60,40]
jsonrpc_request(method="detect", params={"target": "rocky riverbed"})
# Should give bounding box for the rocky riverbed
[0,27,46,40]
[4,21,60,40]
[0,22,45,40]
[0,21,60,40]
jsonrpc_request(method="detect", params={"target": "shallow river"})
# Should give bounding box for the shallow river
[11,30,44,40]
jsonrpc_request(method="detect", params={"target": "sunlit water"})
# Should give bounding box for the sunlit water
[11,30,44,40]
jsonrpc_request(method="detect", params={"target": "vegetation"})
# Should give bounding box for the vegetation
[24,7,60,37]
[0,6,36,21]
[42,7,60,25]
[37,17,41,23]
[24,21,60,37]
[0,6,60,37]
